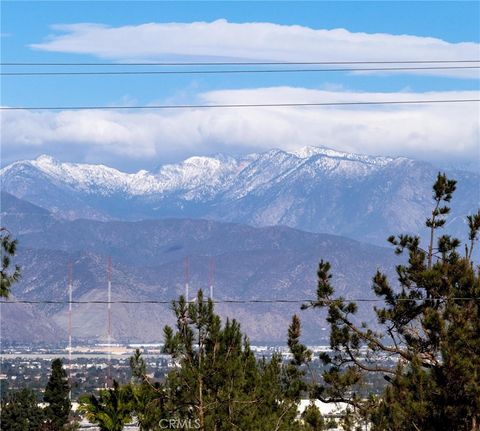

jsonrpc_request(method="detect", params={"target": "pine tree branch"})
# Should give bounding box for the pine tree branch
[317,395,360,409]
[344,346,396,375]
[274,401,296,431]
[338,308,437,369]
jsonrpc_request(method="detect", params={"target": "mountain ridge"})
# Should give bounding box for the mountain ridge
[1,147,478,245]
[0,146,405,197]
[1,192,400,343]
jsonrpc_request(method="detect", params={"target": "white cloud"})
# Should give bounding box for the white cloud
[30,20,479,79]
[1,87,479,169]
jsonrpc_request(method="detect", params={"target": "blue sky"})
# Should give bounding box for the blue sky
[1,1,479,170]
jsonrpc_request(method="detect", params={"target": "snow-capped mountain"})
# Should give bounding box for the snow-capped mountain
[0,147,397,196]
[1,147,478,245]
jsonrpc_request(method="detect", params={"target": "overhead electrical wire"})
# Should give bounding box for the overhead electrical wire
[1,99,479,111]
[1,298,478,305]
[2,65,480,76]
[2,59,479,66]
[2,59,477,109]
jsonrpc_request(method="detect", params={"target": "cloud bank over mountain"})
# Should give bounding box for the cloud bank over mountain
[2,88,478,170]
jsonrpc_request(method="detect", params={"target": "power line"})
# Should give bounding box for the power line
[1,298,478,305]
[2,60,479,66]
[1,99,479,111]
[2,65,479,76]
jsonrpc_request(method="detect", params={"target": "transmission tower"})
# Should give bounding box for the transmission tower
[67,261,73,400]
[107,256,112,387]
[209,257,215,300]
[184,256,190,302]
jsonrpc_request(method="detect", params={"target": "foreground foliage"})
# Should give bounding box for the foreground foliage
[0,227,21,298]
[299,173,480,430]
[1,359,73,431]
[80,291,327,430]
[79,381,133,431]
[44,359,72,430]
[0,388,45,431]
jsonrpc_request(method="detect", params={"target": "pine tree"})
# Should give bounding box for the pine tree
[44,358,71,430]
[0,388,45,431]
[126,291,310,430]
[128,349,168,431]
[161,290,301,430]
[300,403,325,431]
[299,173,480,430]
[0,227,21,298]
[80,291,319,430]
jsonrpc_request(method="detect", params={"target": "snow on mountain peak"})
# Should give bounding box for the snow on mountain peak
[289,146,395,166]
[184,156,221,167]
[27,156,135,194]
[290,146,329,159]
[154,155,243,199]
[1,147,408,200]
[35,154,57,165]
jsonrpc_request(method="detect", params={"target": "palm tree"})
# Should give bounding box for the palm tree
[79,380,133,431]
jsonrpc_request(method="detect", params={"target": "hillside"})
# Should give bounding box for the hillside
[1,192,400,344]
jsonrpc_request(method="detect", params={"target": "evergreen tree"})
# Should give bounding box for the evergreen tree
[125,291,312,430]
[44,358,71,430]
[128,349,168,431]
[300,403,325,431]
[0,388,45,431]
[0,227,21,298]
[80,291,321,430]
[298,173,480,430]
[160,290,301,430]
[287,315,329,431]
